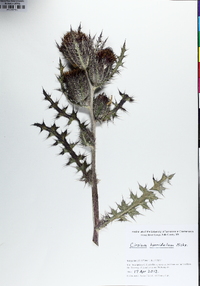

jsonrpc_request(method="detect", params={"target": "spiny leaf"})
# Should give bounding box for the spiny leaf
[59,147,68,155]
[117,199,129,211]
[69,141,79,149]
[138,184,149,194]
[34,121,92,185]
[147,192,159,205]
[66,157,76,166]
[100,90,134,122]
[110,41,127,77]
[58,58,65,74]
[52,140,59,146]
[165,173,175,184]
[118,216,128,222]
[97,172,174,230]
[110,208,118,216]
[94,31,107,51]
[130,191,138,201]
[60,130,69,140]
[150,177,166,194]
[140,200,151,210]
[80,169,92,185]
[128,209,141,219]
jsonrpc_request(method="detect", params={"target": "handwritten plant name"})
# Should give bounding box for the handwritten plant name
[129,242,188,248]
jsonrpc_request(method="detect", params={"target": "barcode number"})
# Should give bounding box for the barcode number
[0,4,25,10]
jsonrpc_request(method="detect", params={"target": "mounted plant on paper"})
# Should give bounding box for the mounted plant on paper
[33,25,174,245]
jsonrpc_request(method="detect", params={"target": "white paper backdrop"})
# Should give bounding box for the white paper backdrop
[0,0,198,285]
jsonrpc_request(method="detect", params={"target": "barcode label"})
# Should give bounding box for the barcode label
[0,0,27,11]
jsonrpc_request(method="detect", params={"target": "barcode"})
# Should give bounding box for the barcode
[0,4,26,10]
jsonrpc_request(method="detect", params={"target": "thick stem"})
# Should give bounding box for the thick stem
[90,105,99,245]
[86,71,99,245]
[91,151,99,245]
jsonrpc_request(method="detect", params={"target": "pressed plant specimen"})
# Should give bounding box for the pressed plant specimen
[33,25,174,246]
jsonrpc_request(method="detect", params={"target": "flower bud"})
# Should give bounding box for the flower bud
[58,26,93,70]
[63,69,90,106]
[93,93,111,121]
[97,48,116,65]
[88,48,116,87]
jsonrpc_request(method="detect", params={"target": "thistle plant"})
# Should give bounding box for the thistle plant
[33,25,174,246]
